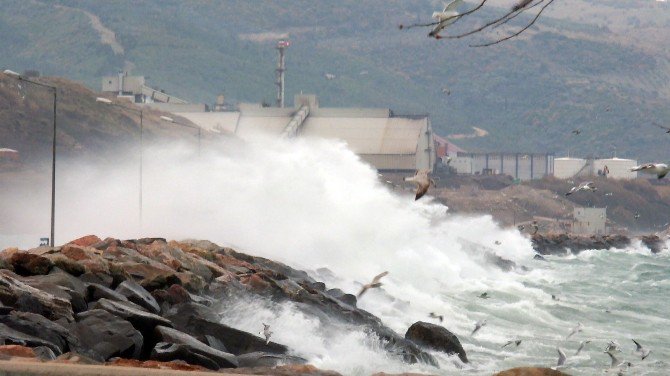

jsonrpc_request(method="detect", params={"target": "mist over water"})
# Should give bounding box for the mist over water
[3,135,669,375]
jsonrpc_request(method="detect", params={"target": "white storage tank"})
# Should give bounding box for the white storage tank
[553,157,587,179]
[594,158,637,179]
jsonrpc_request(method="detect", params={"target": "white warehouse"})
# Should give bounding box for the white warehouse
[553,157,637,179]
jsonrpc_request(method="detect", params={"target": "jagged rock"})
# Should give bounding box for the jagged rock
[0,323,61,354]
[204,335,228,353]
[533,254,547,261]
[59,244,109,273]
[22,270,88,313]
[640,234,666,254]
[91,298,172,333]
[405,321,468,363]
[79,272,114,288]
[68,235,103,248]
[0,269,74,322]
[154,326,238,369]
[532,233,631,255]
[44,254,86,276]
[493,368,570,376]
[116,279,160,313]
[86,283,130,303]
[163,305,287,356]
[69,309,143,361]
[9,252,53,276]
[150,342,220,370]
[0,311,79,355]
[0,344,38,358]
[324,288,357,307]
[33,346,57,360]
[236,351,307,367]
[152,284,212,307]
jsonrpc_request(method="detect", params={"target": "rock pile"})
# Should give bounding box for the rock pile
[0,235,449,374]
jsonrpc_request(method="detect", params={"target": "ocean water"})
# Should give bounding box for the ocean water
[2,136,667,375]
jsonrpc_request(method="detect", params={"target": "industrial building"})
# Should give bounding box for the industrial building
[451,152,554,181]
[175,94,436,172]
[101,73,206,112]
[553,157,637,179]
[573,207,607,235]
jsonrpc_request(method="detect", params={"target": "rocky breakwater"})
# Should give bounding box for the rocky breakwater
[531,233,667,255]
[0,235,464,375]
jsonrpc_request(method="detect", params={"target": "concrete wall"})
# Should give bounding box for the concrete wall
[594,158,637,179]
[573,207,607,235]
[554,158,587,179]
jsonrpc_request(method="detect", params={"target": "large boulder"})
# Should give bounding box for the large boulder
[0,311,79,355]
[151,342,220,370]
[85,283,130,303]
[91,298,172,334]
[153,325,238,369]
[0,322,62,354]
[115,279,160,313]
[405,321,468,363]
[0,270,74,322]
[68,309,143,361]
[22,270,88,313]
[8,252,53,276]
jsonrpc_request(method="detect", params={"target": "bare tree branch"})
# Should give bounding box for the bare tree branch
[399,0,489,31]
[470,0,556,47]
[443,0,545,40]
[492,0,546,30]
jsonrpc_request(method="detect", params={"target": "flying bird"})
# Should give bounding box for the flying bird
[632,339,651,360]
[471,319,486,335]
[502,339,522,348]
[442,87,451,95]
[429,312,444,322]
[565,182,596,196]
[566,322,583,340]
[575,340,591,355]
[261,323,272,344]
[572,129,581,135]
[404,169,436,200]
[631,163,670,179]
[357,271,389,298]
[479,292,490,299]
[512,0,534,11]
[557,348,567,367]
[652,122,670,133]
[605,351,632,368]
[605,340,621,353]
[428,0,464,39]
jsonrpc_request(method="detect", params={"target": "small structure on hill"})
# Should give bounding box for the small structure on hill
[573,207,607,235]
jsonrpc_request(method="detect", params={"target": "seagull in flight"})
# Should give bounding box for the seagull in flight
[575,340,591,355]
[428,312,444,322]
[632,339,651,360]
[502,339,522,348]
[357,271,389,298]
[652,122,670,133]
[428,0,464,39]
[565,182,596,196]
[471,319,486,335]
[404,169,436,200]
[572,129,581,135]
[557,347,567,367]
[631,163,670,179]
[566,322,583,339]
[261,323,272,344]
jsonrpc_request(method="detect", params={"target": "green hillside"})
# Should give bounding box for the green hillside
[1,0,669,161]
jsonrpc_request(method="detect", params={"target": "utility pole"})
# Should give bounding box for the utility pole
[275,40,290,108]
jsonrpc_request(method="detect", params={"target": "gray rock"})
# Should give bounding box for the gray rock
[0,322,62,354]
[151,342,219,370]
[236,351,306,367]
[92,298,172,334]
[33,346,57,360]
[0,311,79,355]
[70,309,143,361]
[154,326,238,368]
[116,279,160,314]
[405,321,468,363]
[86,283,129,303]
[0,270,74,322]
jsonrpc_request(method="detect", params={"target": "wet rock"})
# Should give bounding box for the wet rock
[532,233,631,255]
[236,351,307,368]
[0,270,74,322]
[150,342,220,370]
[533,254,547,261]
[22,270,88,313]
[154,325,238,368]
[163,302,221,327]
[493,367,570,376]
[120,263,180,291]
[79,272,114,288]
[92,298,172,333]
[204,335,228,353]
[33,346,57,360]
[69,309,143,361]
[9,252,53,276]
[116,279,160,313]
[324,288,357,307]
[405,321,468,363]
[86,283,129,303]
[640,234,666,254]
[0,322,61,354]
[0,311,79,354]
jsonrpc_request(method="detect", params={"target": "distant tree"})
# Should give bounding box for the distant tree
[400,0,556,47]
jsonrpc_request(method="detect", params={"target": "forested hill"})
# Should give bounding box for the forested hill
[1,0,669,160]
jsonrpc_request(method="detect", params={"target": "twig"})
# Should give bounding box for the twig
[470,0,555,47]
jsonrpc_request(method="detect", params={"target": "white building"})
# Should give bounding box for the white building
[451,152,554,181]
[175,95,436,172]
[573,207,607,235]
[554,157,637,179]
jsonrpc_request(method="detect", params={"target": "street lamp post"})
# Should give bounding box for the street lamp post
[4,69,57,247]
[160,116,201,156]
[96,97,143,228]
